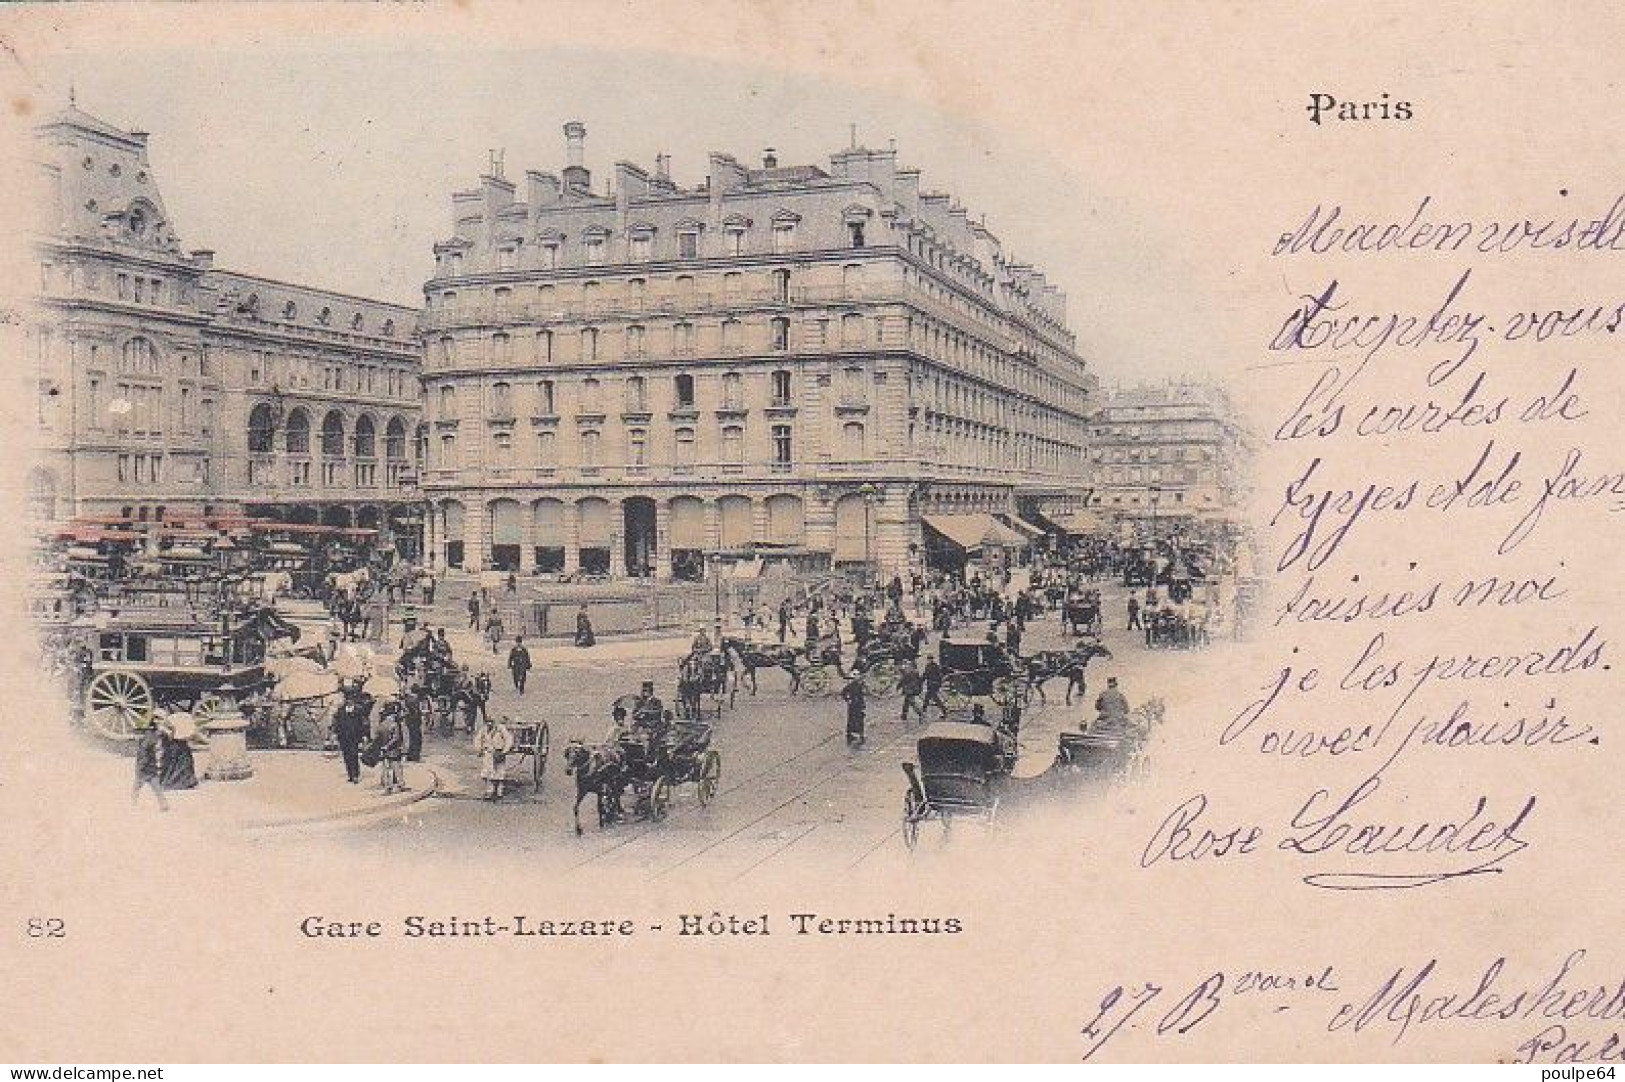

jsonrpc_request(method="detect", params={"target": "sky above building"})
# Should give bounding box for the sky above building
[8,10,1230,386]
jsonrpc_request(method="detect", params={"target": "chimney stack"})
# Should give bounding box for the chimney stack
[562,120,591,194]
[655,153,671,180]
[763,147,778,169]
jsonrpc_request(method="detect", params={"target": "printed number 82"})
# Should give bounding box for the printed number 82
[26,918,65,938]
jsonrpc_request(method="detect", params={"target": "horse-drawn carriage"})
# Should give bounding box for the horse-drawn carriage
[676,647,733,719]
[1060,590,1104,637]
[565,694,722,832]
[900,722,1006,849]
[67,605,290,740]
[936,638,1027,713]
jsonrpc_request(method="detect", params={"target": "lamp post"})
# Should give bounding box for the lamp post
[709,552,723,645]
[1149,485,1162,543]
[859,482,879,586]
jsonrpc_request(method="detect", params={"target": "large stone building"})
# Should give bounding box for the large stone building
[1083,382,1251,529]
[25,103,424,546]
[419,124,1098,578]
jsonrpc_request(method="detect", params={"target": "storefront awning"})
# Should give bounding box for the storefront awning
[922,514,1031,550]
[1056,510,1109,535]
[997,514,1046,540]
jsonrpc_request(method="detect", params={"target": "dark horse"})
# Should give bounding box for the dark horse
[721,637,806,695]
[1020,642,1113,704]
[563,739,627,835]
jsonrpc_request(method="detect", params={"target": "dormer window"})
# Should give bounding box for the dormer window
[283,301,298,320]
[583,228,609,266]
[629,224,656,262]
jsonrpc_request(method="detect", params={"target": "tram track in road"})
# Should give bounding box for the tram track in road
[647,715,924,879]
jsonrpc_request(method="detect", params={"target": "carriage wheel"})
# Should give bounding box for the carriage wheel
[531,723,550,791]
[992,677,1024,707]
[650,776,673,822]
[696,750,722,807]
[192,693,232,724]
[902,789,924,851]
[85,670,154,741]
[801,665,831,696]
[865,661,899,699]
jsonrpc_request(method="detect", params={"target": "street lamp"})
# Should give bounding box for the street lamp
[858,482,880,586]
[709,552,723,645]
[1149,485,1162,542]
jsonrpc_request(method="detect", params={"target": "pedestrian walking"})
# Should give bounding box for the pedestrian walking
[507,636,532,693]
[374,704,407,794]
[332,680,373,785]
[132,723,169,811]
[841,671,867,746]
[467,593,481,630]
[574,604,596,647]
[485,611,505,654]
[921,657,947,720]
[898,659,923,721]
[402,694,424,762]
[1127,595,1142,631]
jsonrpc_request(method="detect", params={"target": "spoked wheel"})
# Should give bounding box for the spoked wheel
[992,677,1026,708]
[531,723,550,791]
[696,750,722,806]
[902,789,924,851]
[650,775,673,822]
[85,670,154,741]
[865,661,899,699]
[192,693,232,725]
[801,665,832,696]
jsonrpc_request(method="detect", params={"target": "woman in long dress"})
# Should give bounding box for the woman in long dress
[574,604,596,648]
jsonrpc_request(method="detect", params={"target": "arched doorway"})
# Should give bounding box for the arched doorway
[441,500,466,569]
[765,494,805,546]
[489,499,523,571]
[356,506,382,530]
[577,498,612,576]
[667,496,705,581]
[321,506,352,528]
[718,495,753,549]
[532,498,565,573]
[623,496,657,578]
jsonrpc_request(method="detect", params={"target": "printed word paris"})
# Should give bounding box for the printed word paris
[1307,93,1413,125]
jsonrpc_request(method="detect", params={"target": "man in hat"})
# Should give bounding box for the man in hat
[1093,676,1130,735]
[631,680,664,726]
[507,636,532,693]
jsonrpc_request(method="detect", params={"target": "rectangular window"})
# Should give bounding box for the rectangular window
[678,232,698,259]
[772,424,793,467]
[771,370,792,406]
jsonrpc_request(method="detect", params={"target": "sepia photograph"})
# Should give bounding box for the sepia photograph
[3,0,1622,1067]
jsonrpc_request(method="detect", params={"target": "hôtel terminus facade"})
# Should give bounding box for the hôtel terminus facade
[418,123,1099,579]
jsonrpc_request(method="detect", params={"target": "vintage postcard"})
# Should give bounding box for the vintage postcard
[1,0,1622,1065]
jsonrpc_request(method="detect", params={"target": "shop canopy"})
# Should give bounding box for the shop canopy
[921,514,1031,550]
[1055,509,1109,535]
[997,514,1046,540]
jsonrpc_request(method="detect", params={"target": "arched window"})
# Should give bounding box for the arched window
[353,414,377,458]
[248,403,276,454]
[321,411,346,457]
[283,408,311,454]
[384,416,407,460]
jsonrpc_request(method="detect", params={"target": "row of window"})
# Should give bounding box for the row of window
[442,214,870,275]
[439,369,801,420]
[247,353,414,399]
[438,421,809,472]
[247,406,416,457]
